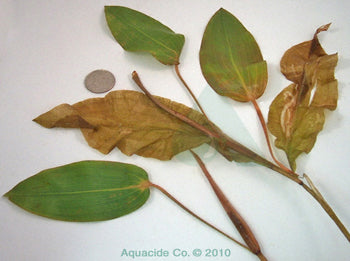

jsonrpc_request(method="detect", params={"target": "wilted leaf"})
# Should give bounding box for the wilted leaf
[268,24,338,170]
[280,23,330,84]
[33,103,96,129]
[34,90,213,160]
[5,161,150,221]
[268,84,326,170]
[105,6,185,65]
[200,8,267,102]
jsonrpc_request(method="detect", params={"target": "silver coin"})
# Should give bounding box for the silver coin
[84,69,116,93]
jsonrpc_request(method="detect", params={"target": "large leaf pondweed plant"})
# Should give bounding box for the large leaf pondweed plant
[5,6,348,260]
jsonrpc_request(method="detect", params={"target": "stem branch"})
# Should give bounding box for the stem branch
[132,71,301,184]
[301,175,350,242]
[174,64,208,118]
[132,71,220,139]
[149,182,251,252]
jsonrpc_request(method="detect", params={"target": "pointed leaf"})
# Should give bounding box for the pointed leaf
[268,25,338,170]
[34,90,213,160]
[105,6,185,65]
[5,161,150,221]
[200,8,267,102]
[33,103,96,129]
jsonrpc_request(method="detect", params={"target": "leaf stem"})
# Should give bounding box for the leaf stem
[190,150,268,260]
[148,182,252,253]
[174,64,209,120]
[132,71,220,139]
[301,174,350,242]
[251,99,296,176]
[131,71,302,184]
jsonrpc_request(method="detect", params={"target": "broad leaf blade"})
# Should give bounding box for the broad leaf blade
[34,90,212,160]
[105,6,185,65]
[268,24,338,170]
[200,8,267,102]
[5,161,150,221]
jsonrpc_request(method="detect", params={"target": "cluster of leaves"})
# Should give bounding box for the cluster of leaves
[268,24,338,170]
[5,5,345,260]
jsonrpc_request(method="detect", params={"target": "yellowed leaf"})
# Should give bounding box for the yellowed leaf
[34,90,212,160]
[268,24,338,170]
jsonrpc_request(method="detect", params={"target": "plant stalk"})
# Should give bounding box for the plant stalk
[301,175,350,242]
[149,182,251,252]
[190,150,268,260]
[132,71,300,184]
[174,64,208,119]
[132,70,350,243]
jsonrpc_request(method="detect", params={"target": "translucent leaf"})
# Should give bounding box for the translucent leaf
[200,8,267,102]
[105,6,185,65]
[268,24,338,170]
[5,161,150,221]
[33,90,212,160]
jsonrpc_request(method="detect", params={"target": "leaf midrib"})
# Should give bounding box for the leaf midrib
[112,11,178,58]
[9,184,146,197]
[219,13,249,97]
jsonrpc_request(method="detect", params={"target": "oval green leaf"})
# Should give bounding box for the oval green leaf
[105,6,185,65]
[200,8,267,102]
[5,161,150,221]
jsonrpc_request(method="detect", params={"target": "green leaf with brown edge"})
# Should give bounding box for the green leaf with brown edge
[105,6,185,65]
[33,90,214,161]
[268,24,338,171]
[4,161,150,221]
[200,8,267,102]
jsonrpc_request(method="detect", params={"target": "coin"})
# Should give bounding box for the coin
[84,69,116,93]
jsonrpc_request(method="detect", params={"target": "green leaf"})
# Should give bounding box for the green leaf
[200,8,267,102]
[268,24,338,170]
[5,161,150,221]
[105,6,185,65]
[33,90,213,161]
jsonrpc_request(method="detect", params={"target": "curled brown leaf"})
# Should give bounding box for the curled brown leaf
[268,24,338,170]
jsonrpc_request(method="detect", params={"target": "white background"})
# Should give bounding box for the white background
[1,0,350,260]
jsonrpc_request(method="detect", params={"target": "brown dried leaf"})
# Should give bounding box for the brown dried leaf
[280,23,330,84]
[34,90,212,160]
[33,103,96,129]
[268,24,338,170]
[268,84,326,170]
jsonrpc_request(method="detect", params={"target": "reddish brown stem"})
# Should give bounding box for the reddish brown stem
[149,182,251,252]
[132,71,220,139]
[190,150,268,260]
[132,71,301,184]
[251,99,297,176]
[302,175,350,242]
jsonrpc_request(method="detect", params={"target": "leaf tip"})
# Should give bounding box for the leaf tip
[3,190,11,198]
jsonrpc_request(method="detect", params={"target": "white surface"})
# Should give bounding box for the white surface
[1,1,350,260]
